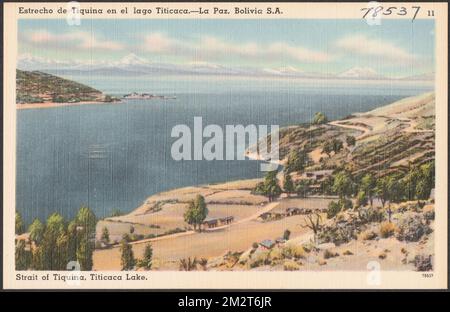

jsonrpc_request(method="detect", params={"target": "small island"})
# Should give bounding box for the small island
[16,69,120,109]
[123,92,176,100]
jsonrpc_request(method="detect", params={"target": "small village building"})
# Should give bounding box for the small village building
[258,212,284,221]
[202,216,234,229]
[286,207,301,216]
[302,170,333,181]
[275,237,286,245]
[219,216,234,225]
[259,239,275,249]
[202,218,219,229]
[259,212,272,221]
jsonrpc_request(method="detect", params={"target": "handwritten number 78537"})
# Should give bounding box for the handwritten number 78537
[361,6,421,21]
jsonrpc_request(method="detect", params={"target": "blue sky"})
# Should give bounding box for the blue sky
[18,19,435,78]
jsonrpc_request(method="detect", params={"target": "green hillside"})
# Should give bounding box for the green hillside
[16,70,115,104]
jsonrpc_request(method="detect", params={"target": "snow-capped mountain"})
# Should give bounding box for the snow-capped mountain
[263,66,304,76]
[17,54,430,82]
[337,67,383,79]
[115,53,150,66]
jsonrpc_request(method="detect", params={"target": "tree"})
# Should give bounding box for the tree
[360,173,376,207]
[67,220,78,263]
[420,161,435,187]
[285,150,308,173]
[15,212,24,235]
[283,173,294,196]
[75,206,97,236]
[346,135,356,147]
[375,176,390,208]
[184,195,208,231]
[74,206,96,271]
[41,213,67,270]
[312,112,328,125]
[327,201,341,219]
[416,161,434,203]
[283,229,291,240]
[300,213,322,242]
[28,218,44,245]
[356,190,368,208]
[194,195,208,231]
[101,227,110,244]
[138,244,153,270]
[184,200,198,231]
[31,246,44,270]
[76,237,93,270]
[15,239,31,270]
[263,171,282,202]
[120,240,136,271]
[295,180,310,198]
[387,174,404,203]
[332,139,343,154]
[338,198,353,210]
[322,141,333,158]
[416,179,430,205]
[403,165,421,201]
[332,171,353,200]
[320,176,334,195]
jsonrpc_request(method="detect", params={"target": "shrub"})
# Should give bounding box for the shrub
[268,247,283,261]
[358,206,384,223]
[343,250,353,256]
[339,198,353,210]
[361,230,377,240]
[327,201,341,219]
[249,251,270,268]
[396,214,431,242]
[414,254,433,271]
[282,244,306,259]
[380,222,397,238]
[323,249,339,259]
[423,205,435,221]
[283,260,301,271]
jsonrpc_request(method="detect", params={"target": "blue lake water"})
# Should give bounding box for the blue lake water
[16,76,432,224]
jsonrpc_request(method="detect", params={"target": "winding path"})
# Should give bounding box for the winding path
[328,120,371,139]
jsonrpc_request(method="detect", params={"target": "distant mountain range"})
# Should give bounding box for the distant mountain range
[17,53,434,82]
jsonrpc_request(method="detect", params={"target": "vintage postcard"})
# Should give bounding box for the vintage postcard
[2,2,448,290]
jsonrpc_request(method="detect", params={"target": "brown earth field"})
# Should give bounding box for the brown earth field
[94,198,331,270]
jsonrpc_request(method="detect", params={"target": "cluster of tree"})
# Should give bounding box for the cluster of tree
[322,138,343,158]
[253,171,283,202]
[120,242,153,271]
[254,169,315,201]
[326,161,435,218]
[285,150,309,173]
[15,206,96,271]
[183,195,209,231]
[312,112,328,125]
[346,135,356,147]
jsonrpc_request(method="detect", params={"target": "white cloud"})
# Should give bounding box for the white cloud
[142,33,331,63]
[335,34,417,63]
[23,29,124,51]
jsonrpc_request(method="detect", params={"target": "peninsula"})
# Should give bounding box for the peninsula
[16,69,119,109]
